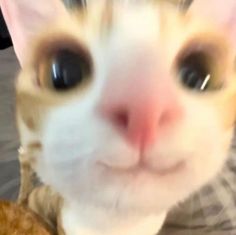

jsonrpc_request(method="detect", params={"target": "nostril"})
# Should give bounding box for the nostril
[112,110,129,130]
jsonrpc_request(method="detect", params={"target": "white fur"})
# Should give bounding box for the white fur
[17,3,234,235]
[62,203,166,235]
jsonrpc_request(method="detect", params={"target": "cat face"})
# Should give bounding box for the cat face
[15,1,236,215]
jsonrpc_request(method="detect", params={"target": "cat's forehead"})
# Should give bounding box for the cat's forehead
[72,1,225,47]
[67,2,230,65]
[26,1,228,54]
[25,1,233,78]
[82,2,180,36]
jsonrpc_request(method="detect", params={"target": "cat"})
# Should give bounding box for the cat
[2,0,236,234]
[0,200,54,235]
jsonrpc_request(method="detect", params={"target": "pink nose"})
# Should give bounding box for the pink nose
[99,66,183,150]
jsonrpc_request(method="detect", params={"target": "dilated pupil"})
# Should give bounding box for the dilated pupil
[179,53,210,91]
[51,49,86,90]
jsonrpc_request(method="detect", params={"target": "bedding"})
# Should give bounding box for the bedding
[0,47,19,201]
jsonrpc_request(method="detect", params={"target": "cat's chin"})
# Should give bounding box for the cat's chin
[60,161,192,216]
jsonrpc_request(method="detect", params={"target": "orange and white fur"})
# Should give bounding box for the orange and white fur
[2,0,236,234]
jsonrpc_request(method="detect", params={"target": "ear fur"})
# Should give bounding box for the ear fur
[0,0,67,65]
[189,0,236,49]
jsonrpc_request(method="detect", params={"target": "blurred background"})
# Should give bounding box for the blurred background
[0,7,19,200]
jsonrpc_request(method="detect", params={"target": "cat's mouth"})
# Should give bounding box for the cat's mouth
[98,160,186,177]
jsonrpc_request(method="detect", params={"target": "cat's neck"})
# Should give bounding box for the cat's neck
[61,201,166,235]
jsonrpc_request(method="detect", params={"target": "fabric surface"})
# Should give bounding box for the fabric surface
[160,148,236,235]
[0,47,20,200]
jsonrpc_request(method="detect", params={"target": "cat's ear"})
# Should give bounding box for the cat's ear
[189,0,236,45]
[0,0,67,65]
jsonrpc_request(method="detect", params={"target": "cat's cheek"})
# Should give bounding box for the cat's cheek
[31,88,234,214]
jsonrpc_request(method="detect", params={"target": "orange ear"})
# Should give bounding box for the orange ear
[189,0,236,44]
[0,0,67,66]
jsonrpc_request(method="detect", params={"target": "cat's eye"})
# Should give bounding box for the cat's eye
[50,49,91,90]
[177,51,214,91]
[37,44,92,91]
[176,42,225,92]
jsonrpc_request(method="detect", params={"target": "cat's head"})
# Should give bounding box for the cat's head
[6,0,236,215]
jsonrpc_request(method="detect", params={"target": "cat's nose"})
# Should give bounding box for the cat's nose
[99,69,183,150]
